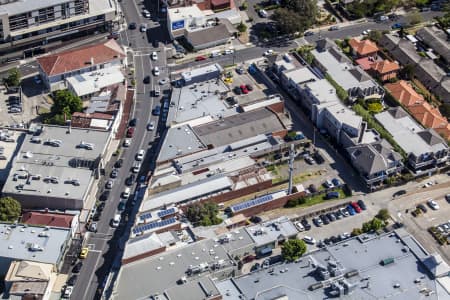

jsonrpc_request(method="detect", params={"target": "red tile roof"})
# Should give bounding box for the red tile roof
[37,39,125,76]
[349,38,379,56]
[384,80,424,107]
[355,57,373,70]
[22,212,74,228]
[72,112,114,120]
[370,60,400,74]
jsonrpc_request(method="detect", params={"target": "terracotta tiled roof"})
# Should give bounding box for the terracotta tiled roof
[384,80,424,107]
[349,38,379,56]
[409,102,448,129]
[37,39,125,76]
[355,57,373,70]
[22,212,74,228]
[370,60,400,74]
[72,112,114,120]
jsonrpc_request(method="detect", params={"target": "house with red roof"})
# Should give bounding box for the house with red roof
[348,38,379,58]
[369,60,400,82]
[384,80,424,107]
[21,211,79,237]
[37,39,125,92]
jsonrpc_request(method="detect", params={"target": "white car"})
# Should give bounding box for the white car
[362,29,372,35]
[123,139,131,147]
[143,9,151,18]
[151,51,158,60]
[224,48,235,55]
[294,221,305,232]
[339,207,349,217]
[147,122,155,131]
[63,286,73,298]
[136,149,145,161]
[132,163,141,173]
[158,78,169,85]
[153,66,160,76]
[111,214,121,227]
[324,179,334,189]
[423,181,434,188]
[140,23,147,32]
[263,49,274,56]
[427,199,440,210]
[303,236,316,245]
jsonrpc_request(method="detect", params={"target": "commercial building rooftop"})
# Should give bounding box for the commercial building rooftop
[218,230,447,300]
[113,238,234,300]
[0,223,70,267]
[66,66,125,97]
[245,216,298,247]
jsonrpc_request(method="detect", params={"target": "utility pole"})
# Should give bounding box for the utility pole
[288,143,295,194]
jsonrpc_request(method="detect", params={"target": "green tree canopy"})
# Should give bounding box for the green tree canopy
[0,197,21,222]
[3,69,21,87]
[186,202,222,227]
[237,22,247,33]
[376,208,390,221]
[272,0,317,34]
[281,239,307,261]
[46,90,83,125]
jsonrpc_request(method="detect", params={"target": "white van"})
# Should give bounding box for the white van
[210,50,221,58]
[122,187,131,199]
[111,214,121,227]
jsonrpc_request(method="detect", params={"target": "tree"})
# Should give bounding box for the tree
[408,11,423,25]
[272,0,317,34]
[367,30,382,43]
[370,217,384,231]
[439,103,450,119]
[237,22,247,33]
[376,208,390,221]
[351,228,363,236]
[186,202,222,227]
[46,90,83,125]
[399,64,414,80]
[0,197,21,222]
[281,239,307,261]
[3,69,21,87]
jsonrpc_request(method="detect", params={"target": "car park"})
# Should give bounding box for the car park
[151,51,158,60]
[427,199,440,210]
[105,179,113,189]
[303,236,316,245]
[72,262,83,273]
[125,174,135,186]
[143,75,150,84]
[153,66,160,76]
[357,199,367,210]
[79,247,89,259]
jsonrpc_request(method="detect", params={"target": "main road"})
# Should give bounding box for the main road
[70,0,170,299]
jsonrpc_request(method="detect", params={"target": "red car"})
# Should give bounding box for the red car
[240,84,249,94]
[351,202,362,213]
[195,55,206,61]
[126,127,135,138]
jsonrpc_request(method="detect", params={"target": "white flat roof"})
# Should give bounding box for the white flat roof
[168,5,204,22]
[66,67,124,97]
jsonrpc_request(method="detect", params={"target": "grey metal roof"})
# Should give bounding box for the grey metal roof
[218,231,442,300]
[375,108,448,156]
[416,27,450,63]
[245,217,298,247]
[0,0,72,16]
[113,239,234,300]
[0,223,70,265]
[193,108,286,147]
[122,233,165,261]
[2,125,110,202]
[186,24,230,47]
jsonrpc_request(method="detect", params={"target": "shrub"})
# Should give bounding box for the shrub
[367,102,383,113]
[237,22,247,33]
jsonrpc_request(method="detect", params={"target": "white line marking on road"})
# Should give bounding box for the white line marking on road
[80,253,102,300]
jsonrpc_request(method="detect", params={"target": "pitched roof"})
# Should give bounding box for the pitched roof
[384,80,424,107]
[417,129,446,146]
[37,39,125,76]
[370,60,400,74]
[349,38,379,56]
[408,101,448,129]
[21,211,74,228]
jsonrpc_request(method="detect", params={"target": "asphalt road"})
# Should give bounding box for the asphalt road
[70,0,169,298]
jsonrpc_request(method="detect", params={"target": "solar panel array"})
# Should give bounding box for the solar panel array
[231,194,274,212]
[157,207,176,218]
[139,212,152,221]
[132,217,177,235]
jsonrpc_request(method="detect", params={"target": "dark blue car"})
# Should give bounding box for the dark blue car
[346,205,356,215]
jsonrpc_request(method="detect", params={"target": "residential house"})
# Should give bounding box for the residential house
[349,38,379,58]
[37,39,126,91]
[379,34,422,67]
[312,38,384,100]
[375,107,449,172]
[304,79,341,120]
[347,139,403,188]
[384,80,424,107]
[369,60,400,82]
[416,26,450,66]
[414,60,448,100]
[4,260,57,300]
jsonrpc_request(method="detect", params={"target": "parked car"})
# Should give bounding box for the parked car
[246,84,253,91]
[153,66,160,76]
[326,212,336,222]
[72,262,83,273]
[105,179,113,189]
[99,190,110,201]
[128,22,137,30]
[251,263,261,272]
[240,84,249,94]
[351,202,362,213]
[346,205,356,215]
[147,122,155,131]
[339,207,349,217]
[151,51,158,60]
[312,217,323,227]
[417,203,428,213]
[195,55,207,61]
[329,25,339,31]
[114,158,123,168]
[136,149,145,161]
[427,199,440,210]
[118,201,126,211]
[334,210,343,219]
[89,222,97,232]
[294,221,305,231]
[303,236,316,245]
[233,86,242,95]
[97,202,105,212]
[301,218,311,230]
[304,31,314,36]
[243,255,256,263]
[445,194,450,203]
[110,169,118,178]
[140,23,147,32]
[308,184,318,193]
[152,105,161,116]
[250,215,262,223]
[143,76,150,84]
[123,139,131,147]
[393,189,406,197]
[111,214,121,227]
[263,49,274,56]
[126,174,136,186]
[320,214,330,225]
[126,127,135,138]
[325,191,339,199]
[79,247,89,259]
[304,155,315,164]
[331,178,341,186]
[357,199,367,210]
[324,179,334,189]
[391,23,403,29]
